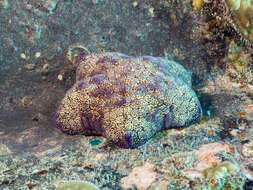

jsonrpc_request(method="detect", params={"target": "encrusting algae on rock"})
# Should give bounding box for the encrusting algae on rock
[202,0,253,49]
[56,181,99,190]
[54,52,202,148]
[226,0,253,42]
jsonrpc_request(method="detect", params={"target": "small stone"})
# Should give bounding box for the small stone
[132,1,138,7]
[57,74,63,81]
[42,64,50,74]
[21,96,33,107]
[20,53,26,59]
[35,52,41,58]
[148,7,155,18]
[24,63,35,71]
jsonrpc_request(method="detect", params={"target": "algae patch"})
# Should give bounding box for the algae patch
[56,181,99,190]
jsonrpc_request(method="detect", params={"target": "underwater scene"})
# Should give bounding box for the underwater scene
[0,0,253,189]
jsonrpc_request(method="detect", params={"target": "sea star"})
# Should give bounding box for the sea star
[54,52,202,148]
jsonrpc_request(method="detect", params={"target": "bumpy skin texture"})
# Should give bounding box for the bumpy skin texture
[54,53,202,148]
